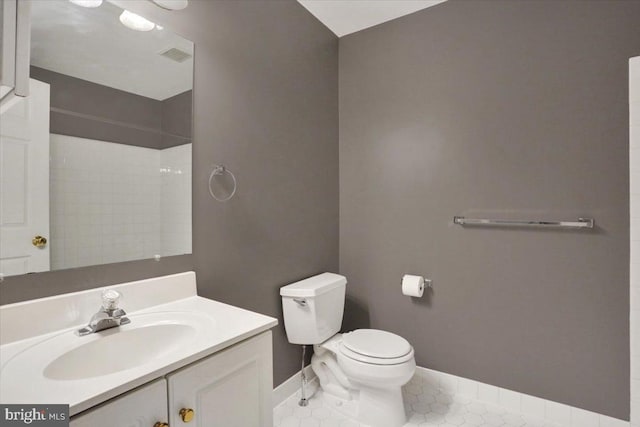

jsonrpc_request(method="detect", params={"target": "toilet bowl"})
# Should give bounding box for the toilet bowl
[312,329,415,427]
[280,273,416,427]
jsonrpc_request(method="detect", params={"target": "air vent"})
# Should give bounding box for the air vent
[159,47,192,63]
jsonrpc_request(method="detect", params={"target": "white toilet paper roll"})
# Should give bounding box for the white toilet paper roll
[402,274,424,297]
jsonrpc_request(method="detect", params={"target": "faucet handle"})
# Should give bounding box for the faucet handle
[101,289,122,310]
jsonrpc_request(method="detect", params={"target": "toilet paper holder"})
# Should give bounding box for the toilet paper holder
[401,276,432,287]
[401,274,432,298]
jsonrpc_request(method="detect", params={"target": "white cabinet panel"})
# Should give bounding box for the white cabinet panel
[167,331,273,427]
[70,379,168,427]
[68,333,274,427]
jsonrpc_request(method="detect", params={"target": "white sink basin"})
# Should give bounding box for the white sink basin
[0,272,278,415]
[44,322,197,380]
[1,311,210,384]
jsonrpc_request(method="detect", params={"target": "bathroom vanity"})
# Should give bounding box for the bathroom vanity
[70,332,272,427]
[0,272,278,426]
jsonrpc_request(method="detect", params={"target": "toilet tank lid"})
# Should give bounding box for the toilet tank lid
[280,273,347,298]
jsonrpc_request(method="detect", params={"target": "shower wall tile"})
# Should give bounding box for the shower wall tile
[50,135,162,270]
[50,134,191,270]
[160,143,192,257]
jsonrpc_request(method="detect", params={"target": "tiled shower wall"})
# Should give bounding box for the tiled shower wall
[631,56,639,426]
[160,143,192,258]
[50,134,191,270]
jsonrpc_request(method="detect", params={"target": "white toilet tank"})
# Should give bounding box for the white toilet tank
[280,273,346,345]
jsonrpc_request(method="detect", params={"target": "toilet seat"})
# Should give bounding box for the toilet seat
[339,329,414,365]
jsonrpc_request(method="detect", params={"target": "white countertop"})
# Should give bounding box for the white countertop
[0,272,278,416]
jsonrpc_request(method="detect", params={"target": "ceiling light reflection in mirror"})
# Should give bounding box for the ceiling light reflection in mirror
[119,10,156,32]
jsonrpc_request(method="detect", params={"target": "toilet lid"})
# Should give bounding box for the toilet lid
[342,329,412,359]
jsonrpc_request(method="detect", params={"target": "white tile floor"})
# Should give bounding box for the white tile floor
[274,373,561,427]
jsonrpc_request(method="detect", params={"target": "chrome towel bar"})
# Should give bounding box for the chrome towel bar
[453,216,594,229]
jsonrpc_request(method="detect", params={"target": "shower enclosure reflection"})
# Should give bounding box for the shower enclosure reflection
[0,0,193,276]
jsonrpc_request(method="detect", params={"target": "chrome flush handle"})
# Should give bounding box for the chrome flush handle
[293,298,307,307]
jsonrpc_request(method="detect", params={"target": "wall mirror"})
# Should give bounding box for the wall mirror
[0,0,193,277]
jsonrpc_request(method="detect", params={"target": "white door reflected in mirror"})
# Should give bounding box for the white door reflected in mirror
[0,79,50,276]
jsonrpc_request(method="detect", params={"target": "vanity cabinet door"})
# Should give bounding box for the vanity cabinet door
[167,331,273,427]
[70,379,169,427]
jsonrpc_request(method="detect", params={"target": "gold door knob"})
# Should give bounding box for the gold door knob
[154,423,169,427]
[32,235,47,248]
[179,408,194,423]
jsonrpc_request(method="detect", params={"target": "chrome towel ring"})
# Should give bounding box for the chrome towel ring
[208,165,237,202]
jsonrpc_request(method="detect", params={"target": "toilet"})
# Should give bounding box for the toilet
[280,273,416,427]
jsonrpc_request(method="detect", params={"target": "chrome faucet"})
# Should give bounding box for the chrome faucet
[76,289,131,336]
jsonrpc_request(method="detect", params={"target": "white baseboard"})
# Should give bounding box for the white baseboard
[273,365,317,408]
[272,364,629,426]
[414,367,629,427]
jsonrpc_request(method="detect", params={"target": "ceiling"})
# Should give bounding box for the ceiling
[30,0,445,99]
[30,0,193,100]
[297,0,447,37]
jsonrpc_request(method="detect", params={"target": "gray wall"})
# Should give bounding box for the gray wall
[0,255,193,303]
[1,0,339,387]
[339,0,639,419]
[7,0,634,414]
[30,66,191,149]
[162,90,192,148]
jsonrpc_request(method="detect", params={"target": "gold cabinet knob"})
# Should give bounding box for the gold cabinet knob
[32,235,47,248]
[179,408,194,423]
[154,423,169,427]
